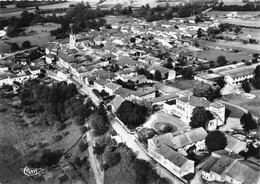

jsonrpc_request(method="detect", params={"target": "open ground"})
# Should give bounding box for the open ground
[0,23,60,54]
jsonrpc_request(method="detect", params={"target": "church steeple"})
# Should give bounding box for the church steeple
[69,23,76,49]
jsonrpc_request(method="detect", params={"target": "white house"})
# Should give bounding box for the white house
[151,127,208,157]
[148,141,194,177]
[104,82,122,95]
[0,65,8,73]
[94,79,106,92]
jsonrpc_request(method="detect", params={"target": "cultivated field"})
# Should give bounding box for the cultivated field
[0,23,60,54]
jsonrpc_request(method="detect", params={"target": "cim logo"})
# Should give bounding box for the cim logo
[21,166,44,177]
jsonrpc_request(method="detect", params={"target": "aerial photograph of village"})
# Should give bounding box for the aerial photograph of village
[0,0,259,183]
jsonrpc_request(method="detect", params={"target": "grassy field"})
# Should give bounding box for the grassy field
[166,78,197,90]
[223,91,260,117]
[0,23,59,54]
[198,40,260,55]
[207,11,260,17]
[194,49,252,62]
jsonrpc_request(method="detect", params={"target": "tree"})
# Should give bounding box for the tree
[253,65,260,89]
[242,79,251,93]
[197,28,203,38]
[234,26,241,34]
[181,67,193,79]
[105,152,121,167]
[22,41,31,49]
[40,151,63,167]
[86,1,91,9]
[217,55,228,66]
[89,113,109,136]
[10,43,19,52]
[195,16,204,24]
[163,61,173,69]
[190,106,213,129]
[193,81,219,101]
[130,37,136,43]
[114,3,122,14]
[240,112,257,133]
[205,131,227,152]
[116,101,147,128]
[154,70,162,81]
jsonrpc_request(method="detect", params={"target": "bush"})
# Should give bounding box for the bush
[79,125,88,134]
[40,150,63,167]
[52,134,62,142]
[55,122,66,131]
[79,141,88,152]
[105,152,121,167]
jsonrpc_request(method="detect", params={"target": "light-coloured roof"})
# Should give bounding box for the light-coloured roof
[108,95,125,112]
[153,127,207,150]
[105,82,122,91]
[147,64,170,74]
[225,134,247,153]
[177,96,210,108]
[153,83,181,94]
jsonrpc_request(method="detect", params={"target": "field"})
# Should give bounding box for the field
[194,49,252,62]
[0,23,60,54]
[224,91,260,117]
[166,78,197,90]
[198,39,260,54]
[207,11,260,17]
[0,94,86,184]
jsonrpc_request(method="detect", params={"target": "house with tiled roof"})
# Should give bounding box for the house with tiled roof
[150,127,207,156]
[131,87,156,101]
[201,150,259,184]
[167,92,225,129]
[108,95,125,113]
[147,64,176,80]
[224,134,247,154]
[94,79,106,92]
[105,82,122,95]
[153,83,181,95]
[148,140,194,178]
[114,87,134,99]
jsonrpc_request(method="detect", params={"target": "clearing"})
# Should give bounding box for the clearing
[0,95,88,184]
[0,23,60,54]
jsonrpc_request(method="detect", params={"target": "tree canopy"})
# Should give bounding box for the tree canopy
[190,106,214,129]
[154,70,162,81]
[193,81,220,101]
[240,112,257,133]
[205,131,227,152]
[116,100,148,129]
[181,67,193,79]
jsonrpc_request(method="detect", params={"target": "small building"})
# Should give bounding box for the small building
[94,79,106,92]
[224,134,247,154]
[194,73,222,86]
[0,65,8,73]
[151,127,208,156]
[104,82,122,95]
[131,87,156,101]
[201,150,259,184]
[148,142,194,177]
[107,95,125,113]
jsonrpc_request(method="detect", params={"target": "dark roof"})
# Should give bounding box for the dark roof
[147,64,170,74]
[156,144,189,168]
[114,87,134,98]
[94,79,106,86]
[116,58,141,67]
[201,156,219,173]
[210,156,235,175]
[226,160,260,184]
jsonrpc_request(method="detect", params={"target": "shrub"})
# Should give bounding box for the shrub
[79,125,88,134]
[79,141,88,152]
[40,150,63,167]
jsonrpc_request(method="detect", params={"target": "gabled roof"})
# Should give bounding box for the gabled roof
[177,96,210,108]
[210,155,235,175]
[133,87,156,97]
[105,82,122,91]
[94,79,106,86]
[156,144,190,168]
[108,95,125,112]
[226,160,260,184]
[114,87,134,98]
[153,127,207,150]
[147,64,170,74]
[116,58,141,67]
[225,134,247,153]
[153,83,181,95]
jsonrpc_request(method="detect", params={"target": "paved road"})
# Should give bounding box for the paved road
[111,118,150,161]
